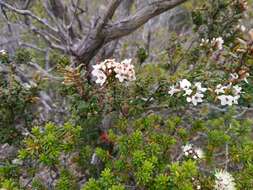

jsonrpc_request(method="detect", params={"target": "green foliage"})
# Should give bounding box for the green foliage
[19,122,81,166]
[1,0,253,189]
[0,179,19,190]
[50,52,71,67]
[0,75,37,144]
[137,47,148,64]
[83,168,125,190]
[55,170,78,190]
[14,49,32,64]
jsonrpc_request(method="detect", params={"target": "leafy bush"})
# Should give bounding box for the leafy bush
[1,0,253,189]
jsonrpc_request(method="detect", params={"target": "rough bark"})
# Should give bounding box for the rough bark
[0,0,189,65]
[74,0,188,64]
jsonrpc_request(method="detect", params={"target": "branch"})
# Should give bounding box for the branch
[104,0,188,41]
[18,42,47,53]
[0,0,58,33]
[42,0,70,42]
[96,0,123,33]
[28,24,66,52]
[74,0,189,64]
[67,0,80,30]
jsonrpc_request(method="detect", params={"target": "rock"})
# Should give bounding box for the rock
[0,143,18,161]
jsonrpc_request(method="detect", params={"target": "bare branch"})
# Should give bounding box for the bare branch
[42,0,71,42]
[18,42,47,53]
[104,0,188,41]
[29,26,66,52]
[75,0,188,64]
[0,0,58,33]
[96,0,123,33]
[67,0,80,30]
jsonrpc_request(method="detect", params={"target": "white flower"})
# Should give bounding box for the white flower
[168,85,180,96]
[0,49,7,55]
[215,84,229,94]
[230,73,239,80]
[180,79,191,90]
[195,82,207,93]
[114,59,136,82]
[184,89,193,96]
[233,85,242,95]
[194,148,204,159]
[92,63,102,70]
[92,69,107,86]
[182,143,193,156]
[197,185,201,190]
[103,59,117,69]
[182,144,204,160]
[121,58,132,66]
[218,95,235,106]
[214,170,236,190]
[200,38,210,46]
[115,73,126,82]
[91,58,136,85]
[187,93,204,106]
[233,95,240,104]
[211,37,224,50]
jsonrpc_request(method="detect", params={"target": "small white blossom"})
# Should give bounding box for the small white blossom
[215,84,229,94]
[0,49,7,55]
[92,69,107,86]
[230,73,239,80]
[115,73,126,82]
[214,170,236,190]
[211,37,224,50]
[168,85,180,96]
[182,144,204,160]
[91,58,136,85]
[180,79,191,90]
[102,59,117,69]
[233,85,242,95]
[218,95,235,106]
[92,64,103,70]
[195,82,207,93]
[182,143,193,156]
[114,59,136,82]
[184,88,193,96]
[187,93,204,106]
[200,38,210,46]
[194,148,204,159]
[233,95,240,104]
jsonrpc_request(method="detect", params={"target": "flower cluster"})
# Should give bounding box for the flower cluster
[211,37,224,50]
[214,170,236,190]
[168,77,247,106]
[200,37,224,50]
[168,79,207,106]
[215,84,242,106]
[91,59,136,86]
[181,143,204,160]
